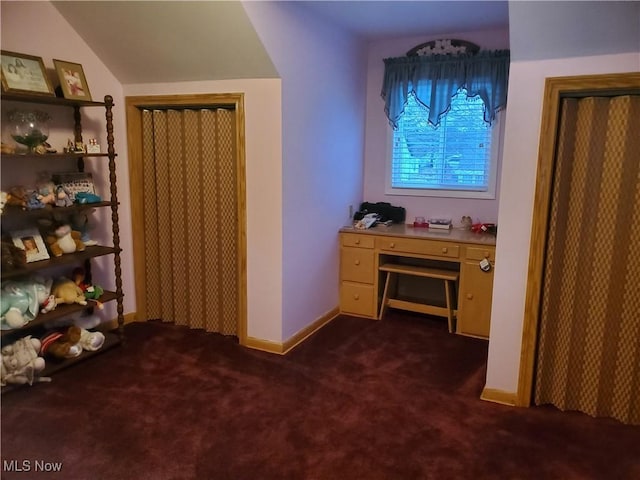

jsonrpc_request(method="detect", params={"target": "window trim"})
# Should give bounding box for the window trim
[384,109,504,199]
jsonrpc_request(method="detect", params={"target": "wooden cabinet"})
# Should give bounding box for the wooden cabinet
[1,93,123,389]
[339,234,376,317]
[457,246,495,338]
[338,226,496,339]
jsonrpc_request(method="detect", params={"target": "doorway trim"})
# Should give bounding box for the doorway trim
[125,93,248,345]
[516,72,640,407]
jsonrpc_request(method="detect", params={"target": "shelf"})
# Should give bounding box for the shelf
[0,290,122,338]
[1,201,113,220]
[1,92,106,108]
[0,245,121,280]
[1,330,121,394]
[1,89,124,391]
[1,152,114,160]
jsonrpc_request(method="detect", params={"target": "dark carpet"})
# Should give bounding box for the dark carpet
[1,312,639,480]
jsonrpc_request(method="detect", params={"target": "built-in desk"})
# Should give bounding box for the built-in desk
[339,224,497,339]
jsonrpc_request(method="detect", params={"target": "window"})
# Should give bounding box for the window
[387,89,502,199]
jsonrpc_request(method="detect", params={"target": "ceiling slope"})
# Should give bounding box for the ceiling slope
[52,0,279,84]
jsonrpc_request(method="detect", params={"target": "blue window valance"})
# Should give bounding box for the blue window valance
[381,50,510,129]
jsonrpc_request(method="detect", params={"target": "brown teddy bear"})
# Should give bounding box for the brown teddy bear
[40,326,82,359]
[39,325,105,359]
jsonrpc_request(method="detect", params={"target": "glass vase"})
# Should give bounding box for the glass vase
[7,109,50,153]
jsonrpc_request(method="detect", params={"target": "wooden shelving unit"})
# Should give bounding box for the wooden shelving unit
[1,93,124,391]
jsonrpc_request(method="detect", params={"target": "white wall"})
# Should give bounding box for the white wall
[243,2,367,340]
[123,79,283,342]
[1,1,134,324]
[363,28,510,225]
[485,0,640,394]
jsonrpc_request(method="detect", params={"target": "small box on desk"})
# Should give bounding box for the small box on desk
[428,218,452,230]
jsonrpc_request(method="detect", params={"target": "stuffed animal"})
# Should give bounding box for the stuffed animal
[39,294,56,314]
[72,267,104,308]
[52,277,87,306]
[0,336,50,386]
[71,211,98,246]
[55,185,73,207]
[40,326,105,359]
[46,224,85,257]
[26,190,46,210]
[79,328,105,351]
[1,240,27,271]
[74,192,101,204]
[33,276,56,314]
[36,173,56,206]
[0,280,40,330]
[40,326,82,359]
[4,186,28,210]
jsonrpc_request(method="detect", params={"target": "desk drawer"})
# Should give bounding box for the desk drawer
[377,237,460,259]
[341,247,375,284]
[341,233,375,249]
[466,246,496,261]
[340,282,375,317]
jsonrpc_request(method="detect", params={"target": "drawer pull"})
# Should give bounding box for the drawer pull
[484,251,490,258]
[442,247,448,253]
[354,259,361,266]
[466,293,473,300]
[389,242,395,248]
[353,294,360,300]
[355,239,360,245]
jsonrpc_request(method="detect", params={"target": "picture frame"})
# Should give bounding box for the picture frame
[11,228,50,263]
[53,59,92,101]
[0,50,55,96]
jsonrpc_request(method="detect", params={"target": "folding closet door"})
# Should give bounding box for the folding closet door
[534,94,640,424]
[140,107,239,335]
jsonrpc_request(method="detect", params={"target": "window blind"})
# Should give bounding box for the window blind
[391,91,492,191]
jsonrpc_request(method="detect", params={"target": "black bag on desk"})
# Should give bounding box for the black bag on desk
[354,202,406,224]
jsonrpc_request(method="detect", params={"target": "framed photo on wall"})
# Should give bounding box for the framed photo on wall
[0,50,55,96]
[53,59,92,101]
[11,228,50,263]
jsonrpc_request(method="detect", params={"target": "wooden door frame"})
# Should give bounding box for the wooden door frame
[516,72,640,407]
[125,93,248,344]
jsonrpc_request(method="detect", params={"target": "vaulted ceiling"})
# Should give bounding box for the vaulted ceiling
[52,1,509,85]
[52,1,279,84]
